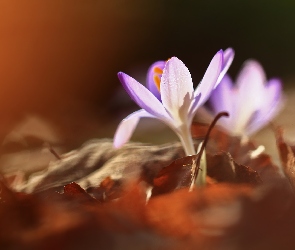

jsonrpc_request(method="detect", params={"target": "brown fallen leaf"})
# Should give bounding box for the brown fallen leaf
[0,172,294,250]
[276,127,295,191]
[192,122,281,183]
[152,152,262,197]
[86,176,123,202]
[152,155,197,196]
[147,181,295,250]
[18,139,185,193]
[0,179,172,249]
[63,182,98,203]
[207,152,263,185]
[2,119,279,196]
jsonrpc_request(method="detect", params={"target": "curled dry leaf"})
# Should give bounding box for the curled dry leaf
[0,115,63,174]
[152,155,197,196]
[13,128,280,196]
[192,122,281,183]
[152,152,262,197]
[4,121,280,196]
[63,182,98,203]
[276,128,295,191]
[18,139,184,193]
[206,152,263,184]
[86,177,123,202]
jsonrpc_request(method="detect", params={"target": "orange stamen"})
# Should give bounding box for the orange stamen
[153,67,163,75]
[153,75,161,91]
[153,67,163,91]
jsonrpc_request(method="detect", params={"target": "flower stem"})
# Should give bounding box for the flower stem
[178,125,196,156]
[194,143,206,187]
[177,124,206,187]
[191,112,230,188]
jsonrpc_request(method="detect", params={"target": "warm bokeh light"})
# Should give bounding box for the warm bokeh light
[0,0,295,149]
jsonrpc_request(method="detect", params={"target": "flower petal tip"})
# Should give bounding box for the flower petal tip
[113,140,123,149]
[214,50,224,64]
[117,72,126,82]
[225,47,235,55]
[113,129,125,149]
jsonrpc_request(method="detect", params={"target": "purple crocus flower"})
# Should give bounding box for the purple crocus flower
[113,49,234,156]
[208,60,283,136]
[146,48,234,102]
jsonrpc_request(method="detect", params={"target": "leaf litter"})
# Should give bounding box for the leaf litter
[0,123,295,249]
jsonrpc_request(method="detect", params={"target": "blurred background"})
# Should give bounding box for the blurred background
[1,0,295,173]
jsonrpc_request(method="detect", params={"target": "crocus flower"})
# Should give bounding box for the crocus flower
[146,48,234,102]
[113,49,234,156]
[207,60,283,137]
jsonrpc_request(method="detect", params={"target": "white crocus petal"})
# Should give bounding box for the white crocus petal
[160,57,194,122]
[113,109,156,148]
[194,50,223,107]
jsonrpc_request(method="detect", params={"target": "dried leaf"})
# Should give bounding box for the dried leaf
[63,182,97,203]
[11,123,280,195]
[19,139,184,193]
[276,128,295,191]
[152,152,263,197]
[207,152,263,184]
[152,155,197,196]
[0,116,62,174]
[0,176,294,249]
[86,177,123,202]
[147,181,295,249]
[147,183,254,239]
[0,180,171,249]
[192,122,281,183]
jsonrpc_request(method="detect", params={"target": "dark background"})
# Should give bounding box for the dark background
[0,0,294,147]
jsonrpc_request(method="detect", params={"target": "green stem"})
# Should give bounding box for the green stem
[192,112,230,188]
[194,143,206,187]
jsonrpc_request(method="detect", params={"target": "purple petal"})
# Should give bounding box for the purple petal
[160,57,194,120]
[118,72,170,121]
[193,50,223,108]
[210,74,234,115]
[216,47,235,86]
[146,61,165,101]
[246,78,283,135]
[236,60,266,94]
[206,75,235,131]
[113,109,155,148]
[232,60,266,132]
[267,78,283,102]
